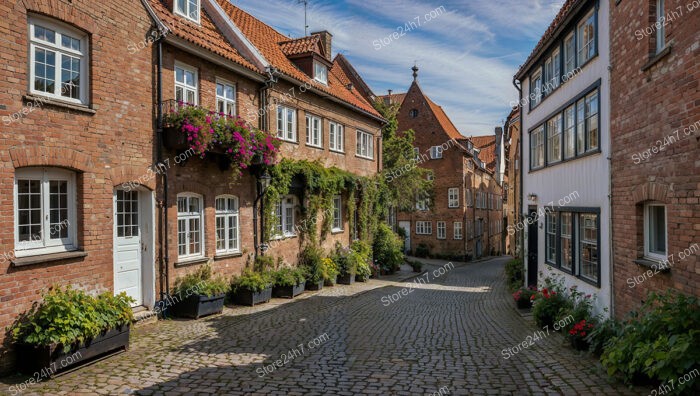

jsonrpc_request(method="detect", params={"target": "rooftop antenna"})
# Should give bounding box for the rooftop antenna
[298,0,309,36]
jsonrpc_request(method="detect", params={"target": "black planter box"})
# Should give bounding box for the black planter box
[337,274,355,285]
[306,280,324,291]
[171,293,225,319]
[273,282,305,299]
[16,325,130,375]
[163,126,190,151]
[515,299,532,310]
[355,274,369,282]
[232,287,272,306]
[323,275,337,287]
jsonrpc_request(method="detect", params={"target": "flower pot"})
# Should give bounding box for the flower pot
[273,282,305,299]
[171,293,225,319]
[232,287,272,306]
[162,126,190,151]
[515,298,532,310]
[15,325,130,375]
[355,274,368,282]
[306,280,324,291]
[570,337,590,351]
[337,274,355,285]
[323,276,337,287]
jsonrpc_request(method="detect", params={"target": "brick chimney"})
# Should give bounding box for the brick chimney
[311,30,333,61]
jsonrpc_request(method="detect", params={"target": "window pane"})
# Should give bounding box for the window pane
[564,106,575,159]
[546,213,557,263]
[34,25,56,43]
[576,100,585,154]
[178,219,187,255]
[579,214,598,281]
[648,206,666,254]
[560,213,573,272]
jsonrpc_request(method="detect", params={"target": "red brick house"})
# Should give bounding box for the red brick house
[504,108,522,257]
[382,70,504,260]
[609,0,700,317]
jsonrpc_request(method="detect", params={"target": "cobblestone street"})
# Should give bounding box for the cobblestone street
[2,257,640,395]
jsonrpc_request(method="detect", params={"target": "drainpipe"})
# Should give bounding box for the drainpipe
[513,77,524,280]
[156,32,169,300]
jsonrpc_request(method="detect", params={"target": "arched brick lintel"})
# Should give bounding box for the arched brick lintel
[9,146,94,172]
[631,181,670,204]
[22,0,102,36]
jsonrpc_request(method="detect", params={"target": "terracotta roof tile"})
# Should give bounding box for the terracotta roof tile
[279,35,322,56]
[377,92,407,106]
[425,96,466,141]
[470,135,497,172]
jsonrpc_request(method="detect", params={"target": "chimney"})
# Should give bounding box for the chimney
[311,30,333,61]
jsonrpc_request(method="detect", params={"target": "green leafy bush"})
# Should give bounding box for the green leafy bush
[372,223,403,272]
[531,276,572,329]
[172,264,229,297]
[253,255,275,272]
[230,269,272,293]
[601,291,700,392]
[504,258,524,292]
[272,267,305,287]
[11,287,134,350]
[321,257,339,283]
[356,260,372,279]
[586,317,622,356]
[415,243,430,258]
[298,245,324,284]
[556,285,595,335]
[332,243,357,277]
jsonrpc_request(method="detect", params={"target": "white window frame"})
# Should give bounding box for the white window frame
[329,122,344,152]
[530,70,543,108]
[277,106,297,142]
[215,195,240,255]
[644,203,667,261]
[454,222,463,240]
[175,62,198,105]
[274,195,296,238]
[332,195,343,232]
[416,221,432,235]
[29,16,89,105]
[216,79,236,116]
[356,130,374,159]
[174,0,201,24]
[314,61,328,85]
[448,188,459,208]
[177,193,204,259]
[14,167,77,257]
[305,114,323,148]
[437,221,446,240]
[430,146,443,159]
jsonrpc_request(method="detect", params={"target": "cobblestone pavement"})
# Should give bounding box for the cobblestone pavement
[1,256,643,396]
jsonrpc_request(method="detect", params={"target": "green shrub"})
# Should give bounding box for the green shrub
[298,245,324,284]
[586,317,623,356]
[531,276,572,329]
[321,257,339,282]
[415,243,430,258]
[172,264,229,298]
[504,259,524,292]
[406,258,423,272]
[556,285,595,334]
[373,223,403,272]
[231,269,272,293]
[272,267,305,287]
[253,255,275,272]
[331,243,356,277]
[356,260,372,278]
[601,291,700,392]
[11,287,134,350]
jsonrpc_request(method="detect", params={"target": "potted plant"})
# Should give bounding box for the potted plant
[356,260,371,282]
[11,287,133,375]
[272,267,306,298]
[512,287,536,310]
[230,269,273,306]
[568,319,594,351]
[333,245,357,285]
[321,257,339,286]
[170,264,228,319]
[299,245,324,291]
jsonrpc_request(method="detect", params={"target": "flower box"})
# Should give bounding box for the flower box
[273,282,305,299]
[231,287,272,306]
[162,126,190,151]
[16,325,130,375]
[323,275,337,287]
[171,293,225,319]
[337,274,355,285]
[305,280,324,291]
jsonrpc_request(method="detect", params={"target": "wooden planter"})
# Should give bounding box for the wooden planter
[231,287,272,306]
[355,274,368,283]
[323,275,337,287]
[305,280,324,291]
[273,282,305,299]
[16,325,130,375]
[337,273,355,285]
[171,293,225,319]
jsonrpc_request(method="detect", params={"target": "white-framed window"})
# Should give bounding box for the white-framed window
[546,212,557,264]
[429,146,443,159]
[215,195,239,254]
[530,70,542,108]
[175,62,198,105]
[275,196,296,237]
[277,106,297,142]
[177,193,203,259]
[356,130,374,159]
[332,195,343,231]
[305,114,322,147]
[644,203,667,261]
[448,188,459,208]
[29,16,88,104]
[329,122,344,152]
[314,61,328,84]
[656,0,666,53]
[454,222,463,240]
[14,168,77,256]
[530,125,545,169]
[437,221,446,239]
[577,11,596,65]
[547,113,563,163]
[216,80,236,116]
[543,48,560,95]
[174,0,201,23]
[416,221,432,235]
[564,32,575,76]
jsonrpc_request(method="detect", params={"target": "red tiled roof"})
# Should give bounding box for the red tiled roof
[279,35,322,56]
[425,96,466,141]
[148,0,258,73]
[377,92,407,106]
[515,0,583,79]
[470,135,497,172]
[216,0,383,119]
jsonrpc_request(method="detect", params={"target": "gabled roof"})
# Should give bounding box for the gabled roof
[515,0,583,79]
[424,95,466,142]
[470,135,497,172]
[279,35,323,57]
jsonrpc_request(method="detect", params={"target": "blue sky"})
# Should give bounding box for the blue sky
[231,0,565,136]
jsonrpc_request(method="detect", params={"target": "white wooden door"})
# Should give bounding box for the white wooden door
[114,189,142,306]
[399,221,411,253]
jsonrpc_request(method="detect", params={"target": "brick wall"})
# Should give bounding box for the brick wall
[609,0,700,317]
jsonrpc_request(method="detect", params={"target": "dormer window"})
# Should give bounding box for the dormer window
[314,61,328,84]
[175,0,200,24]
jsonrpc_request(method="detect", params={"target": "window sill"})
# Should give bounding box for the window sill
[641,45,672,72]
[331,229,344,235]
[12,250,88,267]
[634,258,671,273]
[305,144,324,150]
[24,94,95,114]
[174,256,211,267]
[214,252,243,260]
[329,149,345,155]
[280,139,299,145]
[271,234,297,241]
[355,155,375,161]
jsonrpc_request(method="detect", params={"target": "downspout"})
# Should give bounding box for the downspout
[156,35,169,300]
[512,77,524,264]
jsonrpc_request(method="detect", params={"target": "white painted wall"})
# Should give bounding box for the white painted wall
[521,1,612,316]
